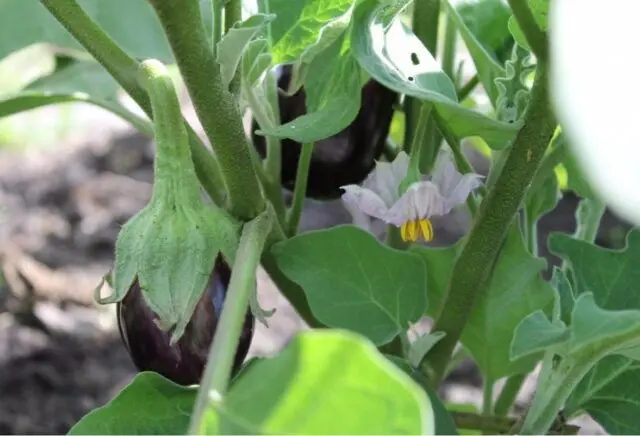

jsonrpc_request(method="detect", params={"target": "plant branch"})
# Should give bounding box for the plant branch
[148,0,265,220]
[224,0,242,96]
[507,0,548,61]
[457,74,479,100]
[189,209,273,434]
[421,64,557,385]
[405,0,442,172]
[40,0,226,206]
[574,198,606,243]
[494,373,526,416]
[211,0,223,56]
[287,142,313,235]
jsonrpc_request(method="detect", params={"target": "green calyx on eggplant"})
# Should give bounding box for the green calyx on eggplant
[117,256,254,386]
[251,65,398,200]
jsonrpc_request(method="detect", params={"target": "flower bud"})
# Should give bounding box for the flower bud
[251,65,398,200]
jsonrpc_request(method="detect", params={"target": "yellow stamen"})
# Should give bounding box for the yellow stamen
[400,219,433,242]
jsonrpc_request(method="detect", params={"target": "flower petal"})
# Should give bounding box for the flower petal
[431,151,483,206]
[385,181,449,226]
[362,151,410,206]
[342,195,374,233]
[340,185,390,222]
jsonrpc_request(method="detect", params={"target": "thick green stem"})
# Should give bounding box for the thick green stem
[148,0,265,220]
[405,0,441,171]
[189,210,273,434]
[264,70,283,186]
[506,0,548,62]
[421,65,557,385]
[287,142,313,235]
[494,373,526,416]
[40,0,225,206]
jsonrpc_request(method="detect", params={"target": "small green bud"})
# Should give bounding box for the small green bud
[95,59,240,344]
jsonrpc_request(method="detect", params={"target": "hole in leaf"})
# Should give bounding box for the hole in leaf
[410,53,419,65]
[408,76,415,82]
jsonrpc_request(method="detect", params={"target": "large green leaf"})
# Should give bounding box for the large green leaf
[204,330,434,435]
[566,356,640,435]
[350,0,520,149]
[0,0,214,63]
[456,0,513,59]
[268,0,355,65]
[443,0,505,104]
[413,225,554,379]
[512,232,640,434]
[271,225,428,346]
[508,0,549,51]
[68,372,197,435]
[257,32,363,143]
[549,230,640,311]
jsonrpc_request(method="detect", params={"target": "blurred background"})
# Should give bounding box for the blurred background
[0,40,623,434]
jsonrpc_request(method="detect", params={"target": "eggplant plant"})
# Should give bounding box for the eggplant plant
[1,0,639,434]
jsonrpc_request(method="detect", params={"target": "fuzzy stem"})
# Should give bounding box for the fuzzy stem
[421,65,557,385]
[287,142,313,235]
[148,0,265,220]
[507,0,548,61]
[138,60,201,205]
[189,209,273,434]
[441,12,457,80]
[40,0,225,206]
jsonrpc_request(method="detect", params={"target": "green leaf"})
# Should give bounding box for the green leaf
[351,0,520,150]
[257,33,362,143]
[566,356,640,435]
[550,266,575,327]
[271,225,428,346]
[510,311,569,361]
[456,0,513,59]
[241,38,273,87]
[509,0,549,50]
[0,0,214,64]
[549,230,640,311]
[409,331,447,368]
[268,0,355,65]
[203,330,434,435]
[217,14,275,88]
[525,168,560,222]
[25,58,119,98]
[413,225,554,379]
[68,372,197,435]
[443,0,505,104]
[386,355,459,435]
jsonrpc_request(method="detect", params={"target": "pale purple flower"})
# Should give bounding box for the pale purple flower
[340,151,483,242]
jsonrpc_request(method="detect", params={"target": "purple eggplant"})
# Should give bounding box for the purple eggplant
[251,65,398,200]
[116,256,254,386]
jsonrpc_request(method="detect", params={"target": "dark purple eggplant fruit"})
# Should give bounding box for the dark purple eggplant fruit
[117,256,254,386]
[252,65,398,200]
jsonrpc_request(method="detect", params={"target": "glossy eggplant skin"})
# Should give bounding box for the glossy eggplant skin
[117,257,254,386]
[252,65,398,200]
